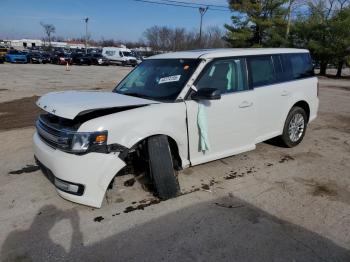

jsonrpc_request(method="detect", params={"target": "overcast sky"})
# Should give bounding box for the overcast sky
[0,0,231,41]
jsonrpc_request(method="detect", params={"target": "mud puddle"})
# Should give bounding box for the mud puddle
[94,216,104,222]
[8,165,40,175]
[294,177,350,205]
[279,155,295,163]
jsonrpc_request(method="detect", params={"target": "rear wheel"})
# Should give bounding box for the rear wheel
[280,107,307,147]
[147,135,180,199]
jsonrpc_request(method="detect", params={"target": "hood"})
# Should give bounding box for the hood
[37,91,158,120]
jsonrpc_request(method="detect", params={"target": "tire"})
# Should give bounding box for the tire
[147,135,180,199]
[280,106,308,148]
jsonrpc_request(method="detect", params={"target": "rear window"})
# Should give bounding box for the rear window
[247,56,275,87]
[281,53,314,80]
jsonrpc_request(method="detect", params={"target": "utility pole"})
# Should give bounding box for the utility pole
[198,6,208,48]
[84,17,89,54]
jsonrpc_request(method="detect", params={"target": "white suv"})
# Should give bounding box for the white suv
[34,48,319,207]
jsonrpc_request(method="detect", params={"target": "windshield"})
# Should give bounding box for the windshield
[9,50,24,55]
[114,59,200,101]
[122,51,133,57]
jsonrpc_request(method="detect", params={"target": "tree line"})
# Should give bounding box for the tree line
[40,0,350,76]
[224,0,350,77]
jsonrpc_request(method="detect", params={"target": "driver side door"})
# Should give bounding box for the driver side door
[185,57,257,165]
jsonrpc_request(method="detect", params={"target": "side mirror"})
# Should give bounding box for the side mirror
[192,88,221,101]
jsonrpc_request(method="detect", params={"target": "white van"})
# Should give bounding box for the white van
[34,48,318,207]
[102,47,139,66]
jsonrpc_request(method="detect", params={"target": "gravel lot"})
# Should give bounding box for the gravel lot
[0,64,349,261]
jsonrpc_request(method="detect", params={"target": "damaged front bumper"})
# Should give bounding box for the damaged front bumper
[33,132,126,208]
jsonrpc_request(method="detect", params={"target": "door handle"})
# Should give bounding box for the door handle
[239,101,253,108]
[281,90,290,96]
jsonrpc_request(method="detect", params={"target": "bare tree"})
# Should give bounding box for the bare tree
[285,0,308,38]
[40,22,55,47]
[203,26,227,48]
[144,25,226,51]
[308,0,350,18]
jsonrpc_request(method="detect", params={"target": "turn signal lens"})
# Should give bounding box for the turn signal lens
[95,134,107,143]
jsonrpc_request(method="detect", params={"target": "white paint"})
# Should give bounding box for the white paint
[34,48,319,207]
[102,47,141,65]
[149,48,309,60]
[36,91,158,120]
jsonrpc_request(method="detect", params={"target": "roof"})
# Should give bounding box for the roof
[148,48,309,59]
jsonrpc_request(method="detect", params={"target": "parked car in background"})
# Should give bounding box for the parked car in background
[89,53,110,65]
[41,52,52,63]
[29,52,50,64]
[51,52,72,65]
[131,50,144,64]
[5,50,27,63]
[102,47,138,66]
[34,48,318,208]
[0,47,8,62]
[71,53,93,65]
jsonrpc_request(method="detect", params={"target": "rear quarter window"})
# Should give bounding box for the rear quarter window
[281,53,314,80]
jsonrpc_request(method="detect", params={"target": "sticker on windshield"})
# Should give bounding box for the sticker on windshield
[158,75,181,84]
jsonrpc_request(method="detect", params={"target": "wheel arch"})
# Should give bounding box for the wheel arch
[292,100,310,122]
[130,134,183,170]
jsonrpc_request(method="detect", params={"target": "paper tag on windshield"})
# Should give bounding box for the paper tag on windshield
[159,75,181,84]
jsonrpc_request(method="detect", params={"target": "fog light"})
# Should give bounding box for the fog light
[54,177,84,195]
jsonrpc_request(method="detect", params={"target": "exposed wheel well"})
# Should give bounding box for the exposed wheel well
[123,135,182,172]
[292,101,310,122]
[167,136,182,170]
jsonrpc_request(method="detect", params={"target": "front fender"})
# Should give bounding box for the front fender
[79,103,190,167]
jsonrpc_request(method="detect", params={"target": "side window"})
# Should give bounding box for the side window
[119,51,123,57]
[281,53,314,80]
[105,50,115,56]
[247,56,275,87]
[196,58,248,94]
[272,55,284,82]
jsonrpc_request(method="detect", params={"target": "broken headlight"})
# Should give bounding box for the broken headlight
[70,131,108,153]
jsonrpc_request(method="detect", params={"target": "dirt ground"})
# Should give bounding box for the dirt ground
[0,64,349,261]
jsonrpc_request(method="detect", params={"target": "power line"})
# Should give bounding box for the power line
[160,0,228,9]
[130,0,230,12]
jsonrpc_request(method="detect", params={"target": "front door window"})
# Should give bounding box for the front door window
[196,58,248,94]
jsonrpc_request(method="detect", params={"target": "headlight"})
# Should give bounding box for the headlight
[69,131,108,153]
[98,58,102,62]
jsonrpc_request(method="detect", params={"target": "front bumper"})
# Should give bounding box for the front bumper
[126,60,137,66]
[33,132,126,207]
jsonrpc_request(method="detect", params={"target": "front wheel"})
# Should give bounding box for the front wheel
[280,106,307,147]
[147,135,180,200]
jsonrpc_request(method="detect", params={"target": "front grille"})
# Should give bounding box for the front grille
[36,116,71,150]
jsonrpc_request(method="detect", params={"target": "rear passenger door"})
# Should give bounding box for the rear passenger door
[186,58,257,165]
[247,55,289,142]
